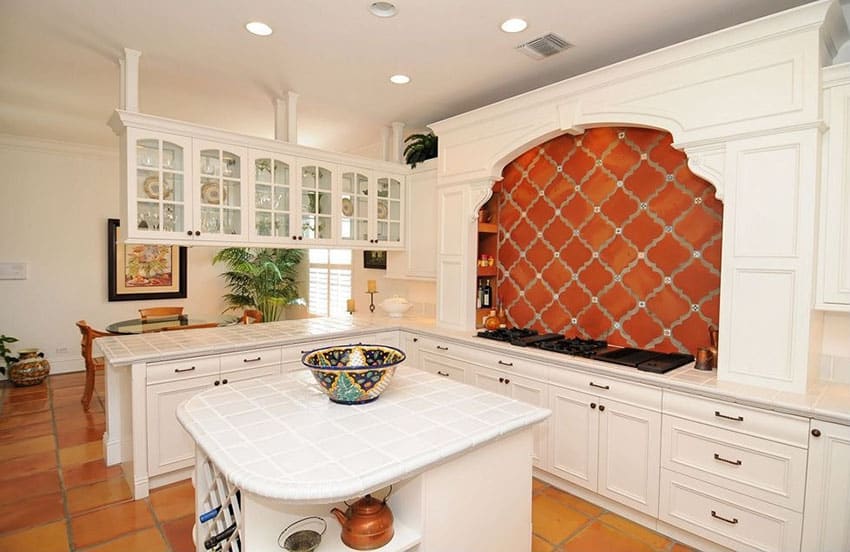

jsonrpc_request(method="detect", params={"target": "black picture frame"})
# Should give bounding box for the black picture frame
[107,218,188,301]
[363,250,387,270]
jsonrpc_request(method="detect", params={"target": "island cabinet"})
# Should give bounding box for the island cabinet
[659,391,809,552]
[110,110,407,249]
[145,347,282,480]
[801,420,850,551]
[547,371,662,517]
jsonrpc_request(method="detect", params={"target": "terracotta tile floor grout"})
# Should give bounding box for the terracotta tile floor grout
[1,372,696,552]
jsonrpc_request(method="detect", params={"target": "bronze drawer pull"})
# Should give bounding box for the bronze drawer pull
[714,411,744,422]
[713,453,742,466]
[242,357,262,363]
[437,370,450,377]
[589,382,610,390]
[710,510,739,525]
[498,360,513,367]
[436,345,449,351]
[174,366,196,373]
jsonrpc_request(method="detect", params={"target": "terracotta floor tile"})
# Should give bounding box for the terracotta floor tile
[598,512,672,551]
[532,494,591,545]
[533,533,556,552]
[0,491,65,533]
[55,412,104,432]
[533,477,549,494]
[66,476,132,514]
[150,479,195,521]
[0,419,54,442]
[0,469,61,505]
[51,384,86,398]
[49,373,87,388]
[0,520,69,552]
[3,389,50,403]
[1,397,50,416]
[0,409,53,430]
[59,441,103,467]
[542,487,605,517]
[78,527,168,552]
[63,458,123,489]
[162,515,195,552]
[71,499,155,548]
[670,543,696,552]
[0,434,55,461]
[562,521,655,552]
[57,426,104,448]
[0,449,57,481]
[54,400,103,420]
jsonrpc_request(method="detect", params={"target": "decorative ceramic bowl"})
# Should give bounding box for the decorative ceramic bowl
[379,296,412,318]
[302,344,406,405]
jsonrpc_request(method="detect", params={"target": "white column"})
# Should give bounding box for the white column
[287,91,299,144]
[121,48,142,112]
[274,97,287,141]
[391,121,405,163]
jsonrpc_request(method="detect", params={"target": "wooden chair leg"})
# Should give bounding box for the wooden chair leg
[81,364,96,411]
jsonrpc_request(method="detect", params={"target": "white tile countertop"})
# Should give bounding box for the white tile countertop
[97,313,850,426]
[176,367,550,503]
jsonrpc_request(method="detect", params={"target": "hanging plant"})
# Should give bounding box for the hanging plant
[403,132,438,168]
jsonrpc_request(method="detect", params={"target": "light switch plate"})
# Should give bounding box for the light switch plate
[0,262,28,280]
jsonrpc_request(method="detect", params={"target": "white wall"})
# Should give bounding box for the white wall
[0,135,229,375]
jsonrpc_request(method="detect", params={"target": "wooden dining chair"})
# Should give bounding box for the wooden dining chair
[76,320,113,411]
[240,309,263,324]
[139,306,184,320]
[160,322,219,331]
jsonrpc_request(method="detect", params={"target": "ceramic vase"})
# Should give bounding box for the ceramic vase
[9,349,50,386]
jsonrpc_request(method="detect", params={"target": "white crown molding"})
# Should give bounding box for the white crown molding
[0,133,117,159]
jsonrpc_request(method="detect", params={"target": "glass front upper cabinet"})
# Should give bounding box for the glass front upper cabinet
[340,171,370,243]
[133,135,189,236]
[253,155,293,240]
[300,164,334,241]
[376,176,403,244]
[195,143,246,240]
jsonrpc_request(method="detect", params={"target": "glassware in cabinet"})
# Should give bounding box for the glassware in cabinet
[299,163,334,241]
[251,154,294,240]
[340,170,370,243]
[193,143,248,241]
[128,133,190,238]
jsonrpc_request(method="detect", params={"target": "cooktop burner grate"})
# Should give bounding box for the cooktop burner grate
[533,337,608,357]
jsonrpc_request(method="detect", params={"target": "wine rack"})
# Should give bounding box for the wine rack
[196,454,243,551]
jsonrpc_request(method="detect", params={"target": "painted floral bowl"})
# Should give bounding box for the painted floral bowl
[301,344,406,405]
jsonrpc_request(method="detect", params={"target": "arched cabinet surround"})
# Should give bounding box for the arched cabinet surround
[430,0,844,392]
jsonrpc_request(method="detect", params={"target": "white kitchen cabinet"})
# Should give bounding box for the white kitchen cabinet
[817,64,850,309]
[401,332,421,370]
[386,160,437,279]
[297,160,336,244]
[337,168,405,249]
[145,349,281,478]
[192,140,249,242]
[248,150,298,243]
[802,420,850,551]
[548,381,661,516]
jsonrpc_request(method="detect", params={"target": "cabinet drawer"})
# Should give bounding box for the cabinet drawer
[662,415,807,511]
[283,340,343,362]
[415,336,466,358]
[660,470,802,552]
[472,349,547,382]
[419,350,467,383]
[663,390,808,447]
[147,356,219,385]
[220,347,281,372]
[549,368,662,411]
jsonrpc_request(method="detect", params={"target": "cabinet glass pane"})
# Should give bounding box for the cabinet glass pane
[200,178,221,205]
[137,139,159,168]
[342,172,355,194]
[302,166,317,189]
[223,180,241,207]
[377,199,389,221]
[390,201,400,220]
[389,179,401,199]
[201,207,221,233]
[274,213,290,237]
[222,152,240,178]
[137,169,159,200]
[274,188,289,211]
[138,202,160,231]
[167,173,184,202]
[377,220,388,241]
[256,158,272,183]
[389,222,401,242]
[256,184,272,209]
[377,178,389,198]
[163,141,183,171]
[274,160,289,185]
[163,204,184,233]
[318,167,332,191]
[301,215,331,239]
[356,220,369,241]
[200,151,220,176]
[222,209,240,235]
[256,212,272,236]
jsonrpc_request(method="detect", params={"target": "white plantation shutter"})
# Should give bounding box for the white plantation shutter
[308,249,352,317]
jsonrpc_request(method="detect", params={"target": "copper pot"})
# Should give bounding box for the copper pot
[331,489,394,550]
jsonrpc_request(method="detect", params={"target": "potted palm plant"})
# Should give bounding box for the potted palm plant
[213,248,304,322]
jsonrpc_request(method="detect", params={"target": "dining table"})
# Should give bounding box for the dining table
[105,315,235,335]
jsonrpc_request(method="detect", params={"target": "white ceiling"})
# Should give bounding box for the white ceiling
[0,0,825,157]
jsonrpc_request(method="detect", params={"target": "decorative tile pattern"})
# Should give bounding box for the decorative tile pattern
[495,128,722,354]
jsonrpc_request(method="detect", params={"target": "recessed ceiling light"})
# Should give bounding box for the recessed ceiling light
[390,74,410,84]
[500,18,528,33]
[245,21,273,36]
[369,2,397,18]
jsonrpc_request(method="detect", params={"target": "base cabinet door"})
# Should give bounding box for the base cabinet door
[802,420,850,551]
[548,385,598,491]
[598,399,661,516]
[146,374,219,476]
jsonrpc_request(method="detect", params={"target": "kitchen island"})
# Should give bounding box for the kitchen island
[176,367,550,552]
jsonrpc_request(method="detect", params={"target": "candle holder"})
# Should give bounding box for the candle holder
[366,290,378,312]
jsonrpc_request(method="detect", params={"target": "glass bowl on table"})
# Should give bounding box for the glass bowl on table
[301,344,405,405]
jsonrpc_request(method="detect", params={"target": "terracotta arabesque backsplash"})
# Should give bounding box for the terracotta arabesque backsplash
[493,127,723,355]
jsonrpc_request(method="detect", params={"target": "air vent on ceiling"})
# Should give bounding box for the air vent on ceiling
[515,33,572,60]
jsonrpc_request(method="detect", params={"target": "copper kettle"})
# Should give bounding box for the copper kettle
[330,489,394,550]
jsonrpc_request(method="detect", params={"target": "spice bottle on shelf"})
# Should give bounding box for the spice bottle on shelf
[482,279,492,308]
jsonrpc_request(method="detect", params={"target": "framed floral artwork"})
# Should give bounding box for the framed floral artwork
[107,218,187,301]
